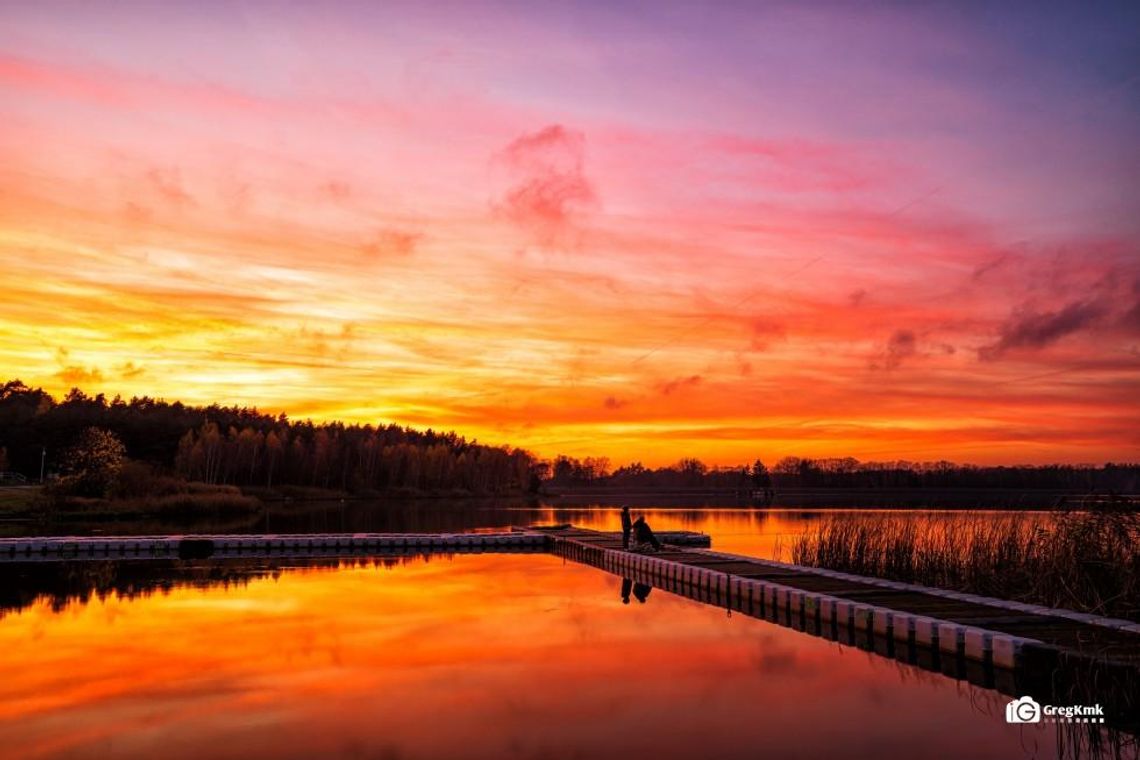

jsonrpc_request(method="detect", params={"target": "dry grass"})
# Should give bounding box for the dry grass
[48,479,260,517]
[146,490,261,515]
[0,487,43,514]
[790,509,1140,622]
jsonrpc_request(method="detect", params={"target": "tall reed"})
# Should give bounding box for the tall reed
[790,509,1140,622]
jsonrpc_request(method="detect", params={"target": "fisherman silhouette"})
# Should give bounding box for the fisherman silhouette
[621,577,632,604]
[632,582,652,603]
[620,505,632,549]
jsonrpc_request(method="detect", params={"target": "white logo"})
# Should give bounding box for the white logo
[1006,696,1041,724]
[1004,696,1106,724]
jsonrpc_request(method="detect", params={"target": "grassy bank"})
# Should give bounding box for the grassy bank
[240,484,493,502]
[1,479,516,522]
[52,485,262,517]
[0,487,44,516]
[790,508,1140,623]
[0,484,261,519]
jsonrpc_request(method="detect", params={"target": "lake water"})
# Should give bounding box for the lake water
[3,501,1052,563]
[0,506,1121,759]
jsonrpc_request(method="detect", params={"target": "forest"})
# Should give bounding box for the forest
[0,380,538,497]
[1,379,1136,502]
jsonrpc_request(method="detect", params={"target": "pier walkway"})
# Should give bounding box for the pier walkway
[0,528,706,563]
[544,526,1140,675]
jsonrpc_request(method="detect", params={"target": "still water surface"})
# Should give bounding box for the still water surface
[0,507,1090,759]
[7,501,1048,562]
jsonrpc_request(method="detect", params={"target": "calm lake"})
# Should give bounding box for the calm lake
[0,505,1119,759]
[1,500,1060,562]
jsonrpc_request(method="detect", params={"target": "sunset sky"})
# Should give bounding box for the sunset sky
[1,2,1137,465]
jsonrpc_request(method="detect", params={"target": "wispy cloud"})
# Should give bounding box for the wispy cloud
[876,329,918,370]
[495,124,596,243]
[0,2,1136,464]
[659,375,702,396]
[980,300,1109,361]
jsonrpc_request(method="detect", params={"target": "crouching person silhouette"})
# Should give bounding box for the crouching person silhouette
[630,515,662,552]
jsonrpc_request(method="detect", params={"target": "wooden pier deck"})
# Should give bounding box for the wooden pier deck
[544,526,1140,675]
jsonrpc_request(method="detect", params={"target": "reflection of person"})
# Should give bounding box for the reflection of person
[632,582,651,604]
[621,577,632,604]
[631,515,662,551]
[620,506,632,549]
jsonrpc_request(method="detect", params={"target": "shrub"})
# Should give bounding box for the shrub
[57,427,127,498]
[110,461,189,499]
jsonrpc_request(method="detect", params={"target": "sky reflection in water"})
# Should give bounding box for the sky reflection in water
[0,549,1064,760]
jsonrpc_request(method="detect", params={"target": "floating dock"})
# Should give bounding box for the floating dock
[545,527,1140,676]
[0,531,548,561]
[0,527,709,562]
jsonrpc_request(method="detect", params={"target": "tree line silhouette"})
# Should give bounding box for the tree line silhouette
[0,380,537,496]
[542,454,1138,493]
[1,379,1136,499]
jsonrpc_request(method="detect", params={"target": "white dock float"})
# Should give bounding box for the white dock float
[914,617,939,647]
[964,627,993,661]
[938,623,965,655]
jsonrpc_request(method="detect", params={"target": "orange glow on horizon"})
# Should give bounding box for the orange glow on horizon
[1,7,1137,467]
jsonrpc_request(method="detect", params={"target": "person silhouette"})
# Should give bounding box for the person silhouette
[632,582,652,603]
[620,505,632,549]
[631,515,662,551]
[621,577,632,604]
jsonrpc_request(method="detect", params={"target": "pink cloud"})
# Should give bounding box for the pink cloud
[495,124,597,242]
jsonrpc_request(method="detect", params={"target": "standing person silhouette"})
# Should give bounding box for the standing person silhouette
[620,505,632,549]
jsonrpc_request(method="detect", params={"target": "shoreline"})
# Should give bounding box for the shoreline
[3,483,1136,522]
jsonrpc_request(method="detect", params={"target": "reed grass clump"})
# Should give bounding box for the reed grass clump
[791,509,1140,622]
[149,490,261,515]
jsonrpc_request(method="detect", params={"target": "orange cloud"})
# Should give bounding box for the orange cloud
[1,30,1136,467]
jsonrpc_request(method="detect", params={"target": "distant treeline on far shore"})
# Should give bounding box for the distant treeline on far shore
[547,456,1139,493]
[0,379,1136,500]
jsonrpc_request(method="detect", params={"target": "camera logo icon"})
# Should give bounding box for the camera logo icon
[1006,696,1042,723]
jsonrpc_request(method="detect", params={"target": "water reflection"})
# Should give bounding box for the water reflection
[0,556,421,619]
[0,554,1125,760]
[619,577,652,605]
